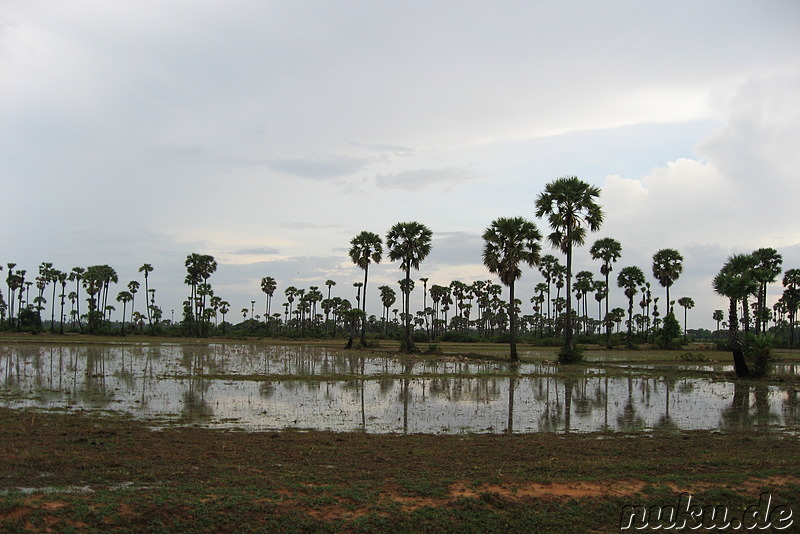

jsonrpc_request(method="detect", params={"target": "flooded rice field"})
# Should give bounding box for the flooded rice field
[1,343,798,434]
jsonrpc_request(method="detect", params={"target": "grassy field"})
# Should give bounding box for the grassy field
[1,335,799,532]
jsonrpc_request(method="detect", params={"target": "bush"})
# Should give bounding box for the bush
[744,334,772,378]
[438,331,481,343]
[525,336,566,347]
[558,345,584,364]
[654,313,682,350]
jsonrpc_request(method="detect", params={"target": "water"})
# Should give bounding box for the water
[1,343,798,434]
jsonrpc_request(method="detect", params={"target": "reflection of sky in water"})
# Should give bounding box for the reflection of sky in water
[1,344,798,434]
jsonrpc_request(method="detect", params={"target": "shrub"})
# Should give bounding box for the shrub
[558,345,584,364]
[744,334,773,378]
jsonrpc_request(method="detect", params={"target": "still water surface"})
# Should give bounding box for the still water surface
[1,343,798,434]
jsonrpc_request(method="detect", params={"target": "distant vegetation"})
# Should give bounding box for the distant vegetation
[2,178,795,376]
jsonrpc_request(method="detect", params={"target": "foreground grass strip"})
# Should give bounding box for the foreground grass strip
[1,408,798,533]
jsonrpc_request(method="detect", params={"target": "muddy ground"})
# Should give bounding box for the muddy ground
[1,407,798,533]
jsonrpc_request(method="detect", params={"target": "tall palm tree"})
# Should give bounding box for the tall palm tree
[116,291,133,334]
[284,286,298,330]
[482,217,542,361]
[537,254,559,335]
[677,297,695,339]
[573,270,594,336]
[261,276,277,329]
[535,176,604,361]
[713,253,758,377]
[349,231,383,346]
[782,269,800,347]
[57,271,67,334]
[617,266,645,347]
[386,221,432,352]
[68,267,85,332]
[590,237,622,348]
[139,264,154,329]
[184,254,217,336]
[325,279,336,300]
[713,309,724,335]
[751,247,782,334]
[651,249,683,317]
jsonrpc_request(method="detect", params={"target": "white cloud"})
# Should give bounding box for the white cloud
[375,168,482,191]
[1,1,799,330]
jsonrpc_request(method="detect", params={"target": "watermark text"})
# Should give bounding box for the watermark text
[619,492,793,530]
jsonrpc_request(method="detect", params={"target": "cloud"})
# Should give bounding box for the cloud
[230,247,281,256]
[347,140,414,156]
[375,167,483,191]
[265,155,369,180]
[601,70,800,250]
[281,221,345,230]
[426,231,484,266]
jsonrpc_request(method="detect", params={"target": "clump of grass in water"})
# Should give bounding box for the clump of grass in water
[424,343,440,355]
[677,352,708,362]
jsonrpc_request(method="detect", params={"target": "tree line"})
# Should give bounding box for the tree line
[2,177,796,375]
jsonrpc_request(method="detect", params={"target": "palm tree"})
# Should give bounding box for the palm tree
[651,249,683,317]
[116,291,133,334]
[590,237,622,348]
[713,309,724,337]
[617,266,645,347]
[537,254,559,335]
[219,301,230,334]
[751,247,782,334]
[284,286,298,330]
[419,277,430,338]
[139,264,154,329]
[713,254,758,377]
[386,221,433,352]
[260,276,277,329]
[573,270,594,336]
[68,267,84,332]
[782,269,800,347]
[677,297,695,339]
[482,217,542,361]
[325,279,336,300]
[535,176,604,361]
[349,231,383,346]
[184,254,217,336]
[57,271,67,333]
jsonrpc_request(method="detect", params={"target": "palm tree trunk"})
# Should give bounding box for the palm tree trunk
[360,266,369,346]
[404,267,415,352]
[509,281,518,362]
[565,247,574,351]
[728,298,749,377]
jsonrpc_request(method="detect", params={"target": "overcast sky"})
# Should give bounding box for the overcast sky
[2,1,799,330]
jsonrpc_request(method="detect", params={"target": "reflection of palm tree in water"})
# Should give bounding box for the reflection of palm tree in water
[401,360,413,434]
[720,383,779,431]
[720,382,752,431]
[784,387,800,427]
[536,376,564,432]
[181,382,213,421]
[654,377,679,432]
[564,376,574,433]
[506,364,519,433]
[616,375,645,431]
[78,346,114,407]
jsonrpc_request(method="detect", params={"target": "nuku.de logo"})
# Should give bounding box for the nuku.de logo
[619,492,794,531]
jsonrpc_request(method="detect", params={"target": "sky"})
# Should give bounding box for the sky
[2,1,799,330]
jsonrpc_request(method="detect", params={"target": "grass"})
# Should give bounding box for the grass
[1,407,799,532]
[1,335,799,532]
